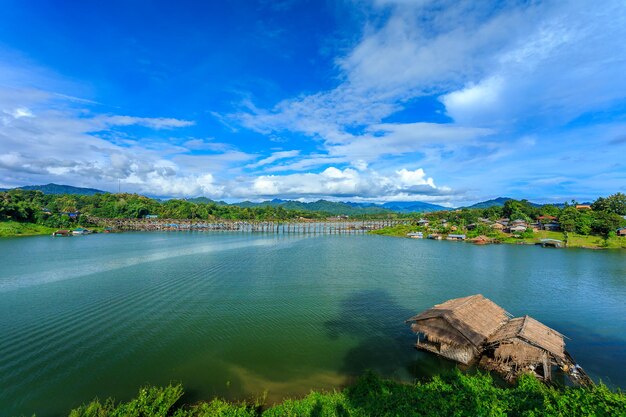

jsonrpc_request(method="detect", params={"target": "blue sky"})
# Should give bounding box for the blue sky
[0,0,625,205]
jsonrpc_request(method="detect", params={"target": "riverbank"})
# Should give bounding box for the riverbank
[64,371,625,417]
[371,225,626,250]
[0,221,107,238]
[0,221,56,238]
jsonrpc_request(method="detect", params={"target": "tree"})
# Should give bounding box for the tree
[592,210,625,237]
[539,204,560,217]
[576,212,593,235]
[559,206,579,233]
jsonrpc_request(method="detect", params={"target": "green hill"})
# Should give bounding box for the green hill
[7,183,107,196]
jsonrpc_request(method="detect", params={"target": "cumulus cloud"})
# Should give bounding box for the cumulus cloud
[232,166,449,200]
[0,81,229,196]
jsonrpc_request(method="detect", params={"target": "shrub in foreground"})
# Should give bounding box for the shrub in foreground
[64,371,626,417]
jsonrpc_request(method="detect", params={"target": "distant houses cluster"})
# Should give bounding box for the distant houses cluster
[468,216,561,233]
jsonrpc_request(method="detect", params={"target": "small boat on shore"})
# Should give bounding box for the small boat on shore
[52,230,71,237]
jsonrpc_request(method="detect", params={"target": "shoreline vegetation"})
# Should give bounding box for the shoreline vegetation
[62,371,625,417]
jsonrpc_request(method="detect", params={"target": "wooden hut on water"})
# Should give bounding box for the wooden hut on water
[407,296,593,386]
[482,315,565,382]
[405,295,510,364]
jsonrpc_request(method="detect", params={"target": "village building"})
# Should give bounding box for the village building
[542,222,561,231]
[575,204,592,210]
[617,227,626,237]
[508,225,527,233]
[417,219,429,227]
[537,215,557,222]
[405,295,510,364]
[491,222,506,231]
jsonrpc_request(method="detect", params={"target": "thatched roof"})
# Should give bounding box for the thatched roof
[406,295,510,348]
[488,315,565,360]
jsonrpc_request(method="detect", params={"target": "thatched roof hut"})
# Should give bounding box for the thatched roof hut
[406,294,510,364]
[483,315,566,381]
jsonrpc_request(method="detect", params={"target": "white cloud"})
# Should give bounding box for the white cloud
[440,1,626,125]
[0,81,231,197]
[234,166,449,200]
[10,107,34,118]
[246,150,300,169]
[440,76,504,125]
[100,115,195,130]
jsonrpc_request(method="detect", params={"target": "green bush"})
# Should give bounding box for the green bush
[62,372,626,417]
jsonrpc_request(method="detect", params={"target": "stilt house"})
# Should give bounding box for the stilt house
[405,295,510,364]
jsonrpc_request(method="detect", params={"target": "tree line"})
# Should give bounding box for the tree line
[1,189,625,236]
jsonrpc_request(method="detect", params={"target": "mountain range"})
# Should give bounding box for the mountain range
[0,183,107,196]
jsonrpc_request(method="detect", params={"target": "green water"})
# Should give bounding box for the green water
[0,232,625,417]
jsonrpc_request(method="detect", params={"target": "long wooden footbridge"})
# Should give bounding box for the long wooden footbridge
[86,217,409,234]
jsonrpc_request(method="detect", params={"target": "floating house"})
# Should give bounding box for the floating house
[447,234,466,241]
[483,315,566,382]
[52,230,71,237]
[406,295,592,386]
[407,232,424,239]
[72,227,90,235]
[406,295,510,364]
[427,233,442,240]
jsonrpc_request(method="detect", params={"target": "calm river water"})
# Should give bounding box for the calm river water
[0,232,625,416]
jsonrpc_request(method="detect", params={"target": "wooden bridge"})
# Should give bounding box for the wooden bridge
[87,217,408,234]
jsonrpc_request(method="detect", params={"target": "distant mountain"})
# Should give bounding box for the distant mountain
[380,201,449,213]
[462,197,545,209]
[186,197,228,205]
[5,183,107,195]
[463,197,513,209]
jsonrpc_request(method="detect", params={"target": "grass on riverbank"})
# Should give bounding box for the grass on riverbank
[372,225,626,249]
[65,371,625,417]
[0,221,56,238]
